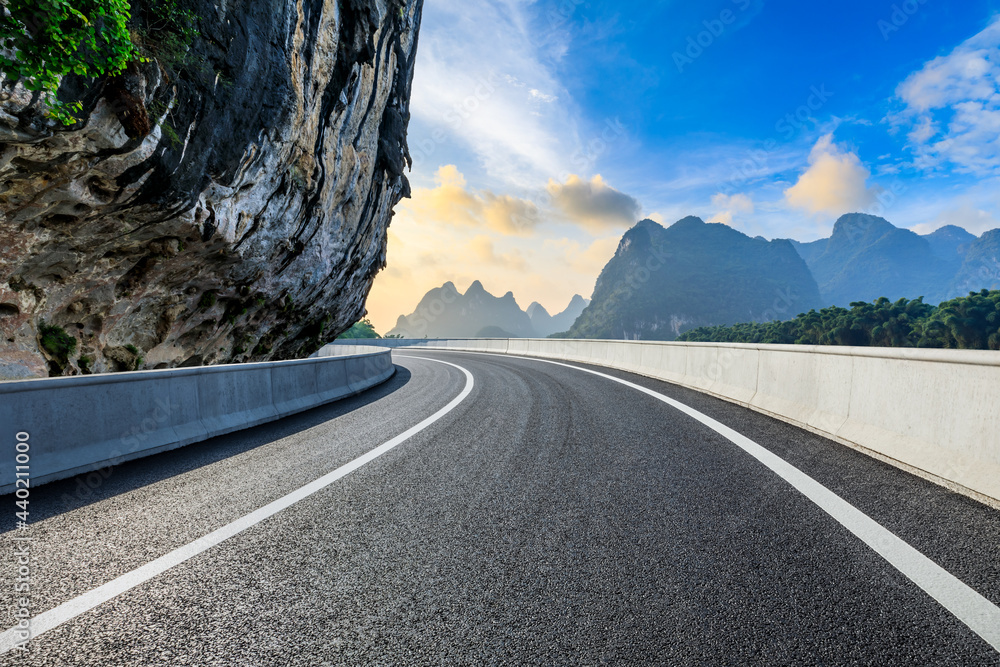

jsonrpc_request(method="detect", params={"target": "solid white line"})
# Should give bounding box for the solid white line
[0,357,474,655]
[402,350,1000,653]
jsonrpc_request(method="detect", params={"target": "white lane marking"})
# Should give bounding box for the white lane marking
[401,350,1000,653]
[0,358,474,655]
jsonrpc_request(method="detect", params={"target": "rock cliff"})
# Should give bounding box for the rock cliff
[789,214,956,306]
[565,218,822,341]
[387,281,538,339]
[0,0,422,378]
[526,295,589,337]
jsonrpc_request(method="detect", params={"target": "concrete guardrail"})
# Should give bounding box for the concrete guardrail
[0,346,394,495]
[342,338,1000,507]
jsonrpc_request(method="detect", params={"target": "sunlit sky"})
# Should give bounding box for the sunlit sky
[366,0,1000,333]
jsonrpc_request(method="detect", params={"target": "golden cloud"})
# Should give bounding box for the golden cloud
[399,165,540,236]
[784,134,878,216]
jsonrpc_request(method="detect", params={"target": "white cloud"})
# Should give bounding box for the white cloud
[408,0,581,188]
[891,18,1000,174]
[784,134,878,216]
[709,193,754,227]
[529,89,558,103]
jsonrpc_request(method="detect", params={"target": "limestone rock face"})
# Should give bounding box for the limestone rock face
[0,0,422,378]
[566,218,822,341]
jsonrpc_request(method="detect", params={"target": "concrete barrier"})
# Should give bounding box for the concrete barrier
[338,338,1000,506]
[0,346,394,494]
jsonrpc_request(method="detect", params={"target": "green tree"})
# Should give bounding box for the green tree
[0,0,140,124]
[918,290,1000,350]
[679,291,1000,351]
[337,319,381,340]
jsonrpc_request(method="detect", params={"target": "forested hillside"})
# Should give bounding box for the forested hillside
[678,290,1000,350]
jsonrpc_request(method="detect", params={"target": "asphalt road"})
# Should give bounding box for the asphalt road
[1,350,999,666]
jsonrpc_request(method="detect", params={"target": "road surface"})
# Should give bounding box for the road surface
[1,350,999,665]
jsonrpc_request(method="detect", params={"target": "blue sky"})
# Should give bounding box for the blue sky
[367,0,1000,331]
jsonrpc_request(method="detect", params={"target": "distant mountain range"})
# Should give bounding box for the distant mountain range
[564,217,821,340]
[386,281,588,338]
[787,214,999,305]
[946,228,1000,296]
[385,214,1000,341]
[527,295,589,337]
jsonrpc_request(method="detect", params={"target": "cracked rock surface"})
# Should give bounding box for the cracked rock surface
[0,0,422,378]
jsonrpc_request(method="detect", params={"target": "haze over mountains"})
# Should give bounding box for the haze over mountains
[386,281,588,338]
[387,214,1000,341]
[788,214,999,306]
[527,296,590,337]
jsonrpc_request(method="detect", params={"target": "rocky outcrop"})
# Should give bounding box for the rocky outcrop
[789,216,1000,307]
[951,229,1000,296]
[792,214,957,306]
[526,295,589,337]
[387,281,538,339]
[566,218,822,341]
[0,0,422,378]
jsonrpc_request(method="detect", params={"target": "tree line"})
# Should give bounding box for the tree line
[677,290,1000,350]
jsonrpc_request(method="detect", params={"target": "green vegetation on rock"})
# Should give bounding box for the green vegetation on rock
[132,0,198,70]
[78,354,94,373]
[0,0,140,124]
[0,0,199,127]
[678,290,1000,350]
[39,321,78,361]
[337,319,381,339]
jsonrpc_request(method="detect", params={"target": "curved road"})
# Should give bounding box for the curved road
[1,350,999,665]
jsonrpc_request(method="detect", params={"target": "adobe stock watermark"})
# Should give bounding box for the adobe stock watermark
[620,243,674,303]
[838,180,908,243]
[11,430,33,653]
[410,72,506,166]
[878,0,931,41]
[673,0,758,74]
[570,117,627,174]
[703,283,810,382]
[720,83,834,196]
[346,351,396,388]
[757,286,804,323]
[502,115,629,234]
[394,282,462,338]
[546,0,585,30]
[59,397,180,509]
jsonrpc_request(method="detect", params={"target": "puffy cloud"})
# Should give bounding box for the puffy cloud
[709,193,754,226]
[401,165,539,235]
[891,19,1000,174]
[481,194,540,236]
[784,135,878,216]
[546,174,642,232]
